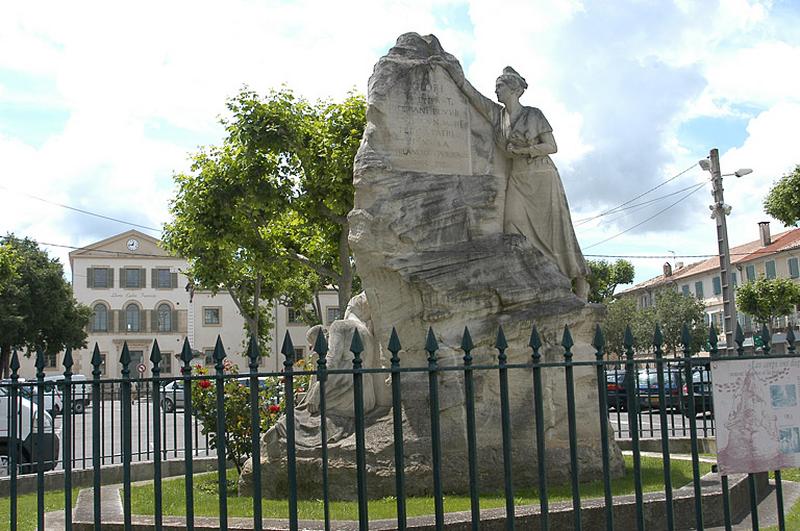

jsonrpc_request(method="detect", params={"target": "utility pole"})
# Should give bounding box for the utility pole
[708,148,737,355]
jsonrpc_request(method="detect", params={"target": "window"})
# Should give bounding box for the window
[766,260,776,279]
[789,258,799,279]
[87,267,113,288]
[203,349,215,366]
[326,307,340,324]
[711,312,724,333]
[746,264,756,281]
[125,303,140,332]
[203,307,221,325]
[156,268,172,289]
[681,285,690,296]
[128,350,144,371]
[732,272,738,288]
[44,352,57,368]
[125,268,142,288]
[157,303,172,332]
[294,347,305,364]
[712,276,721,296]
[100,353,107,376]
[159,353,172,374]
[92,303,108,332]
[287,307,301,324]
[694,281,704,299]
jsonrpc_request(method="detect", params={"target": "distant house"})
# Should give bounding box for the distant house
[618,222,800,350]
[16,230,338,378]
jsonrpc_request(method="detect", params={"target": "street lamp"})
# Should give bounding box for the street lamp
[698,148,752,355]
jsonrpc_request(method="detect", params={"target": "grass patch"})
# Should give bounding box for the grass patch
[0,488,80,531]
[130,455,711,520]
[764,469,800,531]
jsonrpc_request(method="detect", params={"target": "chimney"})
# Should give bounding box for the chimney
[759,221,771,246]
[663,262,672,277]
[675,261,684,270]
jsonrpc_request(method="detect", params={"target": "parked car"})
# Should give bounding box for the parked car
[637,368,683,410]
[159,380,185,413]
[3,379,63,417]
[680,367,713,417]
[0,384,60,475]
[44,374,92,413]
[605,368,631,411]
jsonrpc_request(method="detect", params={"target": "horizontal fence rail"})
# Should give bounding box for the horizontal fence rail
[0,321,795,530]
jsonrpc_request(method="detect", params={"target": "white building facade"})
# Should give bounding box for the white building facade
[17,230,338,378]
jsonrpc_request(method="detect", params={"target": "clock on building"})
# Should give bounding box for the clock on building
[126,238,139,251]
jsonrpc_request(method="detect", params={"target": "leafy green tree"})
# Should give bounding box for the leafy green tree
[736,277,800,326]
[764,165,800,227]
[0,243,19,292]
[602,297,655,358]
[587,259,635,303]
[163,88,366,351]
[653,288,708,356]
[0,235,93,377]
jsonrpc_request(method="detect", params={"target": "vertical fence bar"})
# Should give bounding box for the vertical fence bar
[180,339,195,530]
[623,326,644,531]
[682,324,704,531]
[530,326,548,531]
[120,343,133,531]
[90,345,102,528]
[247,336,263,531]
[281,331,299,531]
[425,327,445,530]
[495,326,515,530]
[788,328,796,356]
[351,329,370,530]
[313,331,331,531]
[653,325,675,531]
[734,324,760,529]
[62,348,74,530]
[461,327,479,530]
[388,328,407,530]
[708,325,732,531]
[9,350,20,531]
[213,336,228,530]
[760,325,786,531]
[592,326,614,531]
[151,341,164,530]
[562,326,581,531]
[35,350,45,531]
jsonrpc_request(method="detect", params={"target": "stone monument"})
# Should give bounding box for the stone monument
[239,32,624,500]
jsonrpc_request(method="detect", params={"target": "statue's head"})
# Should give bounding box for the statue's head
[495,66,528,101]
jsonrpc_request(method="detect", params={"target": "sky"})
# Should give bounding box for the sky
[1,0,799,288]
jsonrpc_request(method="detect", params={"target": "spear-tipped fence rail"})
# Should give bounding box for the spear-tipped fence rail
[0,321,796,530]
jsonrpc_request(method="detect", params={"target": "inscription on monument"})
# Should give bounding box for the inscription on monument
[385,67,472,174]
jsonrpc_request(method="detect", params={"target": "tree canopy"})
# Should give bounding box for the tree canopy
[764,165,800,227]
[163,88,366,351]
[737,276,800,326]
[587,259,635,303]
[0,235,92,377]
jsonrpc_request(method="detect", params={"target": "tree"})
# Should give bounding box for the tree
[736,277,800,326]
[764,165,800,227]
[0,235,93,377]
[163,88,366,352]
[652,288,708,356]
[587,259,635,303]
[602,297,655,358]
[0,243,18,292]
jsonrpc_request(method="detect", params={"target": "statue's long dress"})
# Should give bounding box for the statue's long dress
[472,94,588,282]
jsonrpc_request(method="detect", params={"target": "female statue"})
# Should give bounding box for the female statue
[436,60,589,299]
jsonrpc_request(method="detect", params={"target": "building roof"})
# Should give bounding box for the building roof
[619,226,800,295]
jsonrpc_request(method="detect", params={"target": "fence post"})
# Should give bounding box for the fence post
[62,348,74,530]
[734,323,760,528]
[150,340,164,530]
[247,336,263,531]
[9,350,20,531]
[461,326,479,530]
[562,326,581,531]
[709,324,732,530]
[280,331,298,531]
[90,344,103,528]
[592,325,614,531]
[682,324,704,531]
[529,326,548,531]
[213,336,228,531]
[653,324,675,531]
[761,324,786,531]
[313,330,332,531]
[495,326,515,530]
[424,327,444,530]
[624,326,644,531]
[35,350,45,531]
[180,339,195,531]
[120,342,133,531]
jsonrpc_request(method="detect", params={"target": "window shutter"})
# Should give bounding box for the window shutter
[151,269,158,288]
[87,267,94,288]
[172,309,179,332]
[171,272,178,289]
[108,268,114,288]
[790,258,799,279]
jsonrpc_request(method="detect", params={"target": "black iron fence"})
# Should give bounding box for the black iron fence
[0,321,795,530]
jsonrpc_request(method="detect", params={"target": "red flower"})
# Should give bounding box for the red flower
[269,404,281,413]
[198,379,212,389]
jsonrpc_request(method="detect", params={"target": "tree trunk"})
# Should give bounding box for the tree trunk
[0,344,10,379]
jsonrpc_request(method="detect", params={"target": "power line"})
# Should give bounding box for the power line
[36,240,170,259]
[583,182,707,251]
[0,184,163,233]
[574,163,699,225]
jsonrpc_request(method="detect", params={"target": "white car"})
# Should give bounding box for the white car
[44,374,91,413]
[0,384,60,475]
[17,379,64,417]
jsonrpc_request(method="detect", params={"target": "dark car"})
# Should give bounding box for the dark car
[637,368,683,410]
[605,369,630,411]
[680,367,713,417]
